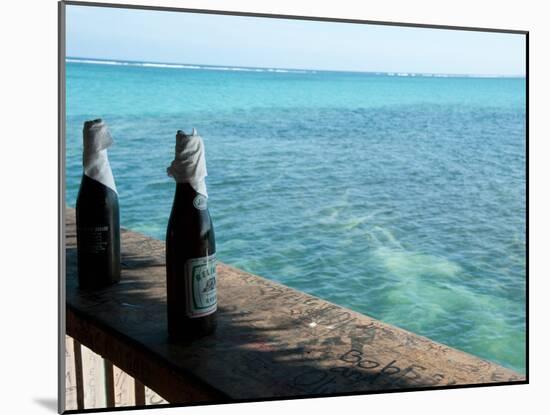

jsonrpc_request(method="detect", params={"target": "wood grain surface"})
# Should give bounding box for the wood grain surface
[65,207,524,405]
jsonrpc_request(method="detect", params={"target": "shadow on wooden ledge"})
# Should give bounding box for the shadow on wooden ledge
[64,207,525,411]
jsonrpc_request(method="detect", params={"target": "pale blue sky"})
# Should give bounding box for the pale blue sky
[66,5,526,76]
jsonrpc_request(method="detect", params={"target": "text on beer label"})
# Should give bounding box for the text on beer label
[184,254,217,318]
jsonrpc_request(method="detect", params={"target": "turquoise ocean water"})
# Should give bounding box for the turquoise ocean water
[65,58,526,373]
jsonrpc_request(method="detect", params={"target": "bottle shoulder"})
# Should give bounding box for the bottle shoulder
[170,185,212,217]
[77,175,119,206]
[168,205,213,228]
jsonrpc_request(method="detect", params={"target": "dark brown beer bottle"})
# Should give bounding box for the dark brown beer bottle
[76,119,121,289]
[166,129,217,339]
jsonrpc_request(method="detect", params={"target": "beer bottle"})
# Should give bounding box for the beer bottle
[166,129,217,339]
[76,119,121,289]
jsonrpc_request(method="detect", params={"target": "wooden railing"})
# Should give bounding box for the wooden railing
[64,335,168,411]
[63,207,524,412]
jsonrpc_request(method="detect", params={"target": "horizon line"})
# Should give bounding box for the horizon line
[66,56,527,79]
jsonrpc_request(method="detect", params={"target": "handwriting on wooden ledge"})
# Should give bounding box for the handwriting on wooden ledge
[291,350,448,394]
[66,207,525,403]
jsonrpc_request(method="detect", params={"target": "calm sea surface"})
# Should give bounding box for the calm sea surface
[65,59,526,373]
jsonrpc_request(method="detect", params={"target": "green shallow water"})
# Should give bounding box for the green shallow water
[66,59,526,373]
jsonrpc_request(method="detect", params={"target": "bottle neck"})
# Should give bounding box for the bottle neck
[175,182,197,197]
[171,178,207,199]
[173,182,209,212]
[83,147,108,168]
[83,148,117,194]
[167,130,208,197]
[82,120,117,193]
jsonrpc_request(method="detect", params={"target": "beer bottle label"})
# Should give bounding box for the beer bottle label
[193,194,208,210]
[79,225,109,254]
[184,254,217,318]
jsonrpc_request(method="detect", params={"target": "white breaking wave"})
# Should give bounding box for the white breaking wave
[66,58,522,78]
[66,58,313,74]
[67,58,127,66]
[140,62,201,69]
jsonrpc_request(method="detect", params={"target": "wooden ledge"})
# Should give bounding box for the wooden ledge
[65,208,524,404]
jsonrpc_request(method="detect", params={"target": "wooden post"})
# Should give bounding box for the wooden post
[72,339,84,410]
[104,360,115,407]
[113,365,136,407]
[134,379,146,406]
[64,336,78,411]
[145,387,168,405]
[81,343,106,408]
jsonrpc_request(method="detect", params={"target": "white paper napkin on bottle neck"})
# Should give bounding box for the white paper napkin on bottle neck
[166,128,208,197]
[82,119,117,194]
